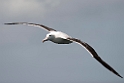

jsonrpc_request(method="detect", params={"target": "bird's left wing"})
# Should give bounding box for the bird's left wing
[4,22,56,32]
[67,37,123,78]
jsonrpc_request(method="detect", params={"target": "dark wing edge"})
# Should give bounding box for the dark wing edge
[67,37,123,78]
[4,22,56,32]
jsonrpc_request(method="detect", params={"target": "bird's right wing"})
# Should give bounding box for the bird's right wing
[4,22,57,32]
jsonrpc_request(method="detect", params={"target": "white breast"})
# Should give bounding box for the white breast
[49,31,72,44]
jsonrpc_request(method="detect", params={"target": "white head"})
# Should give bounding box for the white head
[42,33,55,43]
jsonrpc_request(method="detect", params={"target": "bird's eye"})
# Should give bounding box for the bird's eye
[49,35,52,36]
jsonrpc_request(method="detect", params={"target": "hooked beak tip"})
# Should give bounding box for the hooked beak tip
[42,39,47,43]
[42,40,45,43]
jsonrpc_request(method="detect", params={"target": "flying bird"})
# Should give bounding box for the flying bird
[4,22,123,78]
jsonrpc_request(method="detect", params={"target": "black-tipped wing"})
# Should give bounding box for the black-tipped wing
[4,22,56,32]
[67,38,123,78]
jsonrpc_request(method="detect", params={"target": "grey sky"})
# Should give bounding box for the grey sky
[0,0,124,83]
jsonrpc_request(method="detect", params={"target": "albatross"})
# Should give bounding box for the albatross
[4,22,123,78]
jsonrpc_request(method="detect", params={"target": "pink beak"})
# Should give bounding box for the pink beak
[42,38,48,43]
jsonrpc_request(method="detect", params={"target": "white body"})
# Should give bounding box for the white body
[45,31,72,44]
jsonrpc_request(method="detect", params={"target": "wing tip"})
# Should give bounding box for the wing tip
[4,22,19,25]
[118,74,123,78]
[4,22,28,25]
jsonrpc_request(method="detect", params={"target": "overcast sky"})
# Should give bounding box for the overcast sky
[0,0,124,83]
